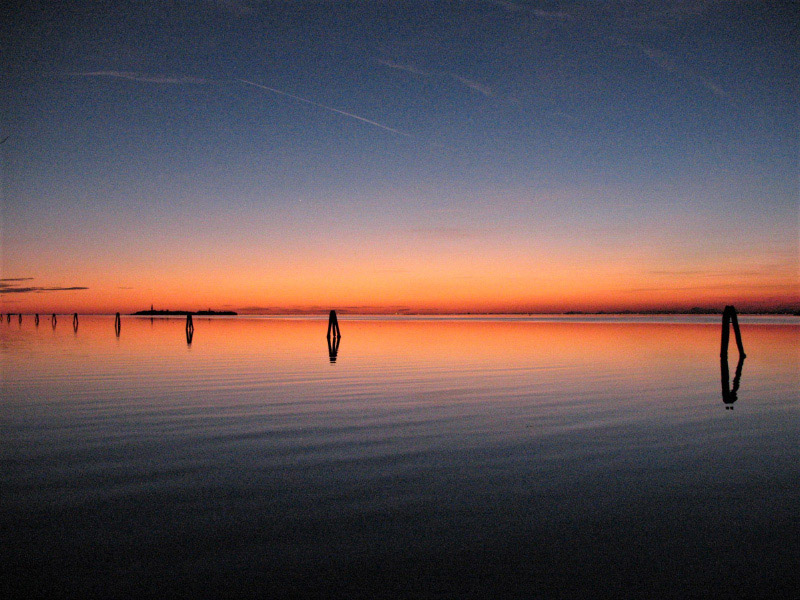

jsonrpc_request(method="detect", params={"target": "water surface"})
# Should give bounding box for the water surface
[2,316,798,598]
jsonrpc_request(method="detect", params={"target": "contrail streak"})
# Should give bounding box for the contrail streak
[237,78,412,138]
[75,71,209,84]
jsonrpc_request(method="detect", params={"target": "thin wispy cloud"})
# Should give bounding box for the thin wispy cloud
[75,71,209,84]
[629,42,729,99]
[237,78,413,138]
[485,0,571,20]
[68,70,429,143]
[449,74,494,98]
[377,59,495,98]
[608,0,734,28]
[209,0,256,16]
[408,226,485,240]
[0,283,89,294]
[377,59,431,78]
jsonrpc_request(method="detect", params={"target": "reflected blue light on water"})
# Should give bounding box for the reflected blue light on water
[2,317,798,598]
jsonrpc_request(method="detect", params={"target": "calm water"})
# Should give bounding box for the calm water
[2,316,798,598]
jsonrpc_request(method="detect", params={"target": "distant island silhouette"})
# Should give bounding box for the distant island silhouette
[133,308,237,316]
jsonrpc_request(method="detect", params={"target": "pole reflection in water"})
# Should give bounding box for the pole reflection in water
[721,354,746,410]
[327,334,341,363]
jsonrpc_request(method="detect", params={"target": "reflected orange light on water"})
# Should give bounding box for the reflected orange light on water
[14,315,795,374]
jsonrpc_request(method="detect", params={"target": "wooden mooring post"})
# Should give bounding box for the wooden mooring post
[35,314,39,326]
[73,313,79,332]
[18,313,22,324]
[720,305,745,358]
[52,314,57,328]
[115,312,121,337]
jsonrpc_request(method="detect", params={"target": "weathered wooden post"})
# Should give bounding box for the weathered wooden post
[720,305,745,358]
[186,313,194,344]
[115,312,121,337]
[18,313,22,324]
[35,314,39,326]
[73,313,79,332]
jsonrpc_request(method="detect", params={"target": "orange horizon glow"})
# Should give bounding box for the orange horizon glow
[3,230,798,315]
[3,282,797,315]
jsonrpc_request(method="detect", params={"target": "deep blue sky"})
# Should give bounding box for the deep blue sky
[1,1,797,312]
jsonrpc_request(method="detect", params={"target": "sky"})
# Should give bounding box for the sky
[1,0,797,314]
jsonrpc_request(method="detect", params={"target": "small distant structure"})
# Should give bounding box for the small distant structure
[18,313,22,324]
[35,314,39,326]
[720,305,745,358]
[73,313,79,332]
[52,314,57,328]
[115,312,121,337]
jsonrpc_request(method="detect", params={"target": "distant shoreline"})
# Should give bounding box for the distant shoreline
[3,310,797,317]
[132,309,238,316]
[121,310,798,317]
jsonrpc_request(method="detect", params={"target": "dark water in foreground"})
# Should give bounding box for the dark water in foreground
[2,316,798,598]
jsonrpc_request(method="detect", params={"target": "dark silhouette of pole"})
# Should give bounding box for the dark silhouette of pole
[6,313,9,323]
[720,305,745,358]
[18,313,22,324]
[327,310,341,340]
[115,312,121,337]
[186,313,194,345]
[73,313,79,332]
[52,314,57,328]
[35,314,39,326]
